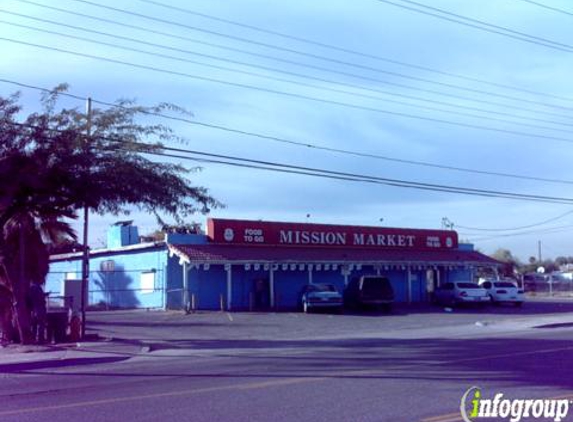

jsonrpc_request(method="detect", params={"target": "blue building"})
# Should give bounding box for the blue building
[47,218,500,311]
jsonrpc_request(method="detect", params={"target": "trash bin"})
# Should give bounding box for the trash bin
[47,311,68,343]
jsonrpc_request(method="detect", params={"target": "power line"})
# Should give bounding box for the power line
[14,119,573,204]
[38,123,573,203]
[515,0,573,18]
[4,37,573,146]
[11,0,573,120]
[132,148,573,205]
[374,0,573,53]
[10,119,573,204]
[3,12,572,129]
[454,209,573,232]
[11,117,573,204]
[3,18,572,133]
[26,0,573,114]
[4,77,573,187]
[135,0,573,104]
[463,224,573,242]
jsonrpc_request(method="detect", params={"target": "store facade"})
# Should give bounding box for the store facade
[47,218,500,311]
[167,218,500,311]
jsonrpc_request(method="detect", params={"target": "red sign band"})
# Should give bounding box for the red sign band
[207,218,458,250]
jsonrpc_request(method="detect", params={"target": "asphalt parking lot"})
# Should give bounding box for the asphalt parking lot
[4,296,573,422]
[85,296,573,349]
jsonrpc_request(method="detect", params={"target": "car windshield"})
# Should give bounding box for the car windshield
[309,284,337,292]
[494,282,516,288]
[362,278,392,295]
[456,282,481,289]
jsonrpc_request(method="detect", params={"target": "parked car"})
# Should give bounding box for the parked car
[433,282,489,307]
[478,279,525,306]
[300,283,343,313]
[344,276,394,311]
[523,273,547,292]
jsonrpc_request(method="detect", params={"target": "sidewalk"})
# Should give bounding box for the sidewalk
[4,299,573,366]
[0,332,148,371]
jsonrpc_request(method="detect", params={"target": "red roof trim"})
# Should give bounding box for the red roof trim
[170,244,500,265]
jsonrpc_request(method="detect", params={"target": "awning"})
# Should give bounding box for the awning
[169,244,500,267]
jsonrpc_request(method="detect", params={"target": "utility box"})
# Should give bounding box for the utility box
[62,279,86,313]
[107,221,139,248]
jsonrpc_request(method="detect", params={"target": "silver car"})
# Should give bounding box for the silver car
[433,282,490,306]
[300,284,343,313]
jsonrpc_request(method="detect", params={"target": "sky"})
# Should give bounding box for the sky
[2,0,573,262]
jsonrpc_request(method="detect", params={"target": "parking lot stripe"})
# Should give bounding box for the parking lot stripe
[421,415,462,422]
[421,412,460,422]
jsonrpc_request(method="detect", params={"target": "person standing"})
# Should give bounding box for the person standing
[0,284,13,344]
[28,282,47,344]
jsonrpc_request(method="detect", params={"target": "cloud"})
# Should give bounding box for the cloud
[2,0,573,261]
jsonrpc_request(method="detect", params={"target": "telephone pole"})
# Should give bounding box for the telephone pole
[80,97,92,339]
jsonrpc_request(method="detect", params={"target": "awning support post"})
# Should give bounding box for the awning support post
[407,266,412,304]
[270,266,275,309]
[226,264,232,311]
[182,262,189,312]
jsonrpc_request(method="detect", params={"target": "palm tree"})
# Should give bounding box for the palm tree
[0,153,77,344]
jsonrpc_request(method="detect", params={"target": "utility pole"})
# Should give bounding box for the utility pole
[538,240,542,263]
[80,97,92,339]
[441,217,453,230]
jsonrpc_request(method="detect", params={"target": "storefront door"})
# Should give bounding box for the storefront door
[253,278,270,310]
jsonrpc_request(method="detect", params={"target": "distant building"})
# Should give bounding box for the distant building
[47,218,500,311]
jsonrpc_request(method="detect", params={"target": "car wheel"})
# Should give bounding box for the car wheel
[515,302,523,307]
[489,295,499,306]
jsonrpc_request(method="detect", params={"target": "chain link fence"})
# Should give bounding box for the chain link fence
[524,274,573,297]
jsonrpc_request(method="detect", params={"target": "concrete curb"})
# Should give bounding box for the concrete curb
[0,336,153,367]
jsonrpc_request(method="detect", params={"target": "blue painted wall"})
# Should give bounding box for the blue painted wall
[231,267,269,311]
[191,265,226,310]
[48,241,480,311]
[107,225,139,248]
[274,269,309,310]
[165,255,184,309]
[162,264,468,310]
[312,270,345,291]
[47,246,168,309]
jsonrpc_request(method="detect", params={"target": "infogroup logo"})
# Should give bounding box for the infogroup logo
[460,387,570,422]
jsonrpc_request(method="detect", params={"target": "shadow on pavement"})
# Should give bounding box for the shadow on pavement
[13,336,573,391]
[0,356,129,374]
[89,321,235,328]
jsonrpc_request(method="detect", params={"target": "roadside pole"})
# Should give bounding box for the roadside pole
[80,97,92,339]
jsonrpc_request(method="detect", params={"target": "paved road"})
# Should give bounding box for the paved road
[2,300,573,422]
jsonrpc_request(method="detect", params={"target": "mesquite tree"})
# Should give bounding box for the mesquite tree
[0,86,221,343]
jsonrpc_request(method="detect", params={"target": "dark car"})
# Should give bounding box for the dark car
[344,276,394,311]
[300,283,343,313]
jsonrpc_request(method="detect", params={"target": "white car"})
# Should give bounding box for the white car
[433,282,490,306]
[478,279,524,306]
